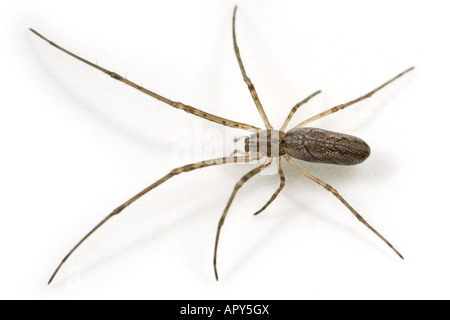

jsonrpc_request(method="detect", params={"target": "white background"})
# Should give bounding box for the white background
[1,0,448,299]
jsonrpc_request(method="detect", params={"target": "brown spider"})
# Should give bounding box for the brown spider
[29,6,413,284]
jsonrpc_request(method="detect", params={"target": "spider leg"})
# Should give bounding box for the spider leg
[234,135,249,143]
[29,28,260,133]
[229,149,249,157]
[254,157,285,216]
[48,154,261,285]
[280,90,321,131]
[294,67,414,128]
[214,158,272,280]
[232,7,272,130]
[284,154,403,260]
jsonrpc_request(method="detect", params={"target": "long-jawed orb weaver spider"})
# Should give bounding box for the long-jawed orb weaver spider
[30,6,413,284]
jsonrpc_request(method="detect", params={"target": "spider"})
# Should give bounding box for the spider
[30,6,413,284]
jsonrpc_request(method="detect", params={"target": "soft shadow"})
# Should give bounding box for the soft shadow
[28,36,173,153]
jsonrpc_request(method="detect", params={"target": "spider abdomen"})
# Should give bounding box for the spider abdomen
[284,127,370,165]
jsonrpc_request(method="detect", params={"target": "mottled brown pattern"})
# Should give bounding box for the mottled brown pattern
[284,127,371,165]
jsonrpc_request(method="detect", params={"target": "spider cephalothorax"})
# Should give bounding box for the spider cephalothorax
[245,130,286,157]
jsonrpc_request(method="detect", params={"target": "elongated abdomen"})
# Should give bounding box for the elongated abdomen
[284,128,370,165]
